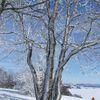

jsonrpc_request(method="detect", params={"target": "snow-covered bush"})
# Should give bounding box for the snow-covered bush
[0,68,15,88]
[14,68,35,96]
[14,66,44,96]
[14,55,45,96]
[61,84,72,96]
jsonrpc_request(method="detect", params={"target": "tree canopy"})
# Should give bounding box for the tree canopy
[0,0,100,100]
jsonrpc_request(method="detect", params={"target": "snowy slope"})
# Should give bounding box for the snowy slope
[0,90,34,100]
[62,96,83,100]
[70,88,100,100]
[0,88,83,100]
[0,88,100,100]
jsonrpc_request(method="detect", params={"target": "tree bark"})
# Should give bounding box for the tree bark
[27,43,40,100]
[41,17,56,100]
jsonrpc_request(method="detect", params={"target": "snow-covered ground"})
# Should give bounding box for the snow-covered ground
[0,88,34,100]
[0,89,82,100]
[62,96,83,100]
[0,87,100,100]
[70,87,100,100]
[0,88,83,100]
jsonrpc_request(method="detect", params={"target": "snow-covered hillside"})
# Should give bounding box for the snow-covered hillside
[0,88,83,100]
[0,87,100,100]
[70,88,100,100]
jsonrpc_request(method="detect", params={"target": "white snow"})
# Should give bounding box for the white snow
[70,88,100,100]
[0,88,83,100]
[0,87,100,100]
[62,96,83,100]
[0,88,19,92]
[0,91,35,100]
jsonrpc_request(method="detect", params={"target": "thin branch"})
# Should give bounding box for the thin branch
[62,39,100,67]
[4,0,46,10]
[0,49,14,61]
[0,32,17,35]
[53,0,59,19]
[0,0,6,15]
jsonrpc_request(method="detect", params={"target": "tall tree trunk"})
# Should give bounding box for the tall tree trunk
[41,17,56,100]
[55,68,63,100]
[27,43,40,100]
[41,0,59,99]
[52,66,63,100]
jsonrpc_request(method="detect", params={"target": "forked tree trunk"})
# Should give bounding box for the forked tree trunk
[41,17,56,100]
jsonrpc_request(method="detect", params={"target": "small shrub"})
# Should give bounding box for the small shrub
[61,85,72,96]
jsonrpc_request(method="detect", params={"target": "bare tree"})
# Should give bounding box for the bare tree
[0,0,100,100]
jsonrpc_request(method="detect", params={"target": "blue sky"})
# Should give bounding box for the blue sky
[0,55,100,84]
[62,58,100,84]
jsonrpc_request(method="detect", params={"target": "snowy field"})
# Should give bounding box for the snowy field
[0,88,82,100]
[0,88,100,100]
[70,88,100,100]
